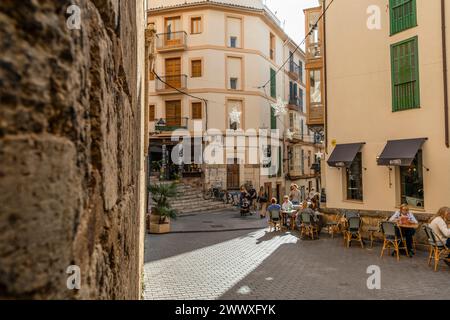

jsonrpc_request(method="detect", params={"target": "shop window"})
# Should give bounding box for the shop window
[400,150,424,207]
[346,152,363,201]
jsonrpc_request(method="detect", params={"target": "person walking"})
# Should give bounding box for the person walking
[257,186,268,219]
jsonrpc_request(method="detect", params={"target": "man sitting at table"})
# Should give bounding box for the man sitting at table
[389,204,418,257]
[281,196,294,228]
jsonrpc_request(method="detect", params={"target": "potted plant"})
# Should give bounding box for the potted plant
[148,183,178,234]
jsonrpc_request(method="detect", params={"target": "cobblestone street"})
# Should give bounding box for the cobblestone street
[144,210,449,300]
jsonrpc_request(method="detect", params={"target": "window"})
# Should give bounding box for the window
[262,146,272,169]
[391,36,420,112]
[270,33,275,60]
[230,36,237,48]
[191,59,202,78]
[298,60,303,81]
[191,17,202,34]
[299,88,304,111]
[301,149,305,175]
[230,78,238,90]
[278,147,282,177]
[192,102,202,119]
[309,69,322,104]
[270,106,277,130]
[149,105,155,121]
[301,119,304,140]
[270,68,276,98]
[308,151,312,168]
[390,0,417,35]
[346,152,363,201]
[289,113,294,128]
[400,150,424,207]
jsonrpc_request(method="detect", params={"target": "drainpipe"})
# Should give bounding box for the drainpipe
[322,0,328,154]
[442,0,450,148]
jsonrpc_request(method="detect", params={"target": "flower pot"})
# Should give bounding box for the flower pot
[149,215,171,234]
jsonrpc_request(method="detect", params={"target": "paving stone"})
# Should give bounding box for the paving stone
[144,210,450,300]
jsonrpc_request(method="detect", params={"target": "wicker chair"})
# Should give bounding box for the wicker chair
[268,208,281,232]
[380,221,407,261]
[344,216,364,248]
[324,213,343,238]
[299,211,319,240]
[423,225,449,271]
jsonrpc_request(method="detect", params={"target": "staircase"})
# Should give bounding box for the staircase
[149,180,234,215]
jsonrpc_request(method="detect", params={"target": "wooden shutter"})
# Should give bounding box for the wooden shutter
[191,17,202,34]
[192,102,202,119]
[270,68,276,98]
[390,0,417,35]
[165,58,181,88]
[391,36,420,112]
[191,60,202,77]
[166,100,181,126]
[149,105,155,121]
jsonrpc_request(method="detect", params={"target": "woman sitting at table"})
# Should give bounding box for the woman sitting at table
[389,204,418,257]
[429,207,450,265]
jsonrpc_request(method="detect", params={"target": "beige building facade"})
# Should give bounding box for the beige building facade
[322,0,450,215]
[147,0,321,201]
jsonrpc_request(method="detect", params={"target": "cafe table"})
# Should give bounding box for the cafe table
[396,222,419,252]
[281,210,298,231]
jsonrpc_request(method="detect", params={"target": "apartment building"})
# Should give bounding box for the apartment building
[321,0,450,215]
[147,0,320,201]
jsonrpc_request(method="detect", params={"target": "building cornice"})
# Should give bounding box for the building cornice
[148,1,305,57]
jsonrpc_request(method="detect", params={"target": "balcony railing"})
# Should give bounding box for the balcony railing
[155,117,189,132]
[155,74,187,92]
[288,61,300,80]
[156,31,187,51]
[288,97,304,112]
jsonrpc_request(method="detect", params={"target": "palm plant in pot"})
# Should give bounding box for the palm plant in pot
[148,183,178,234]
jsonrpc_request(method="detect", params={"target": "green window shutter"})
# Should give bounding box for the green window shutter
[390,0,417,35]
[271,107,277,129]
[270,68,276,98]
[391,36,420,112]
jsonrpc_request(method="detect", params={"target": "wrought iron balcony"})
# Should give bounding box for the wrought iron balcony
[155,74,187,92]
[288,97,304,112]
[156,31,187,52]
[155,117,189,132]
[288,61,300,80]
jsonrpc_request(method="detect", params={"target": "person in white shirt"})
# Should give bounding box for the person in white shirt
[429,207,450,264]
[389,204,418,257]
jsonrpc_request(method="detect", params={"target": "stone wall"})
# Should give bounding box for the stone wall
[0,0,146,299]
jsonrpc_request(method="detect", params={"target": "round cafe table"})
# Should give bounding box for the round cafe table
[281,210,298,231]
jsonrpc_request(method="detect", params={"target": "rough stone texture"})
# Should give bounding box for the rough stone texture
[0,0,146,299]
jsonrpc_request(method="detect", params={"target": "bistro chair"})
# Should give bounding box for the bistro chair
[423,225,449,271]
[268,208,281,232]
[380,221,407,261]
[299,211,319,240]
[324,213,343,238]
[344,216,364,249]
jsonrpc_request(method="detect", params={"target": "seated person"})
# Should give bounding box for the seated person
[267,198,282,221]
[429,207,450,265]
[297,201,319,225]
[281,195,294,212]
[389,204,418,257]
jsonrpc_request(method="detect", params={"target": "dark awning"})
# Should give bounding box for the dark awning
[327,143,365,168]
[377,138,427,166]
